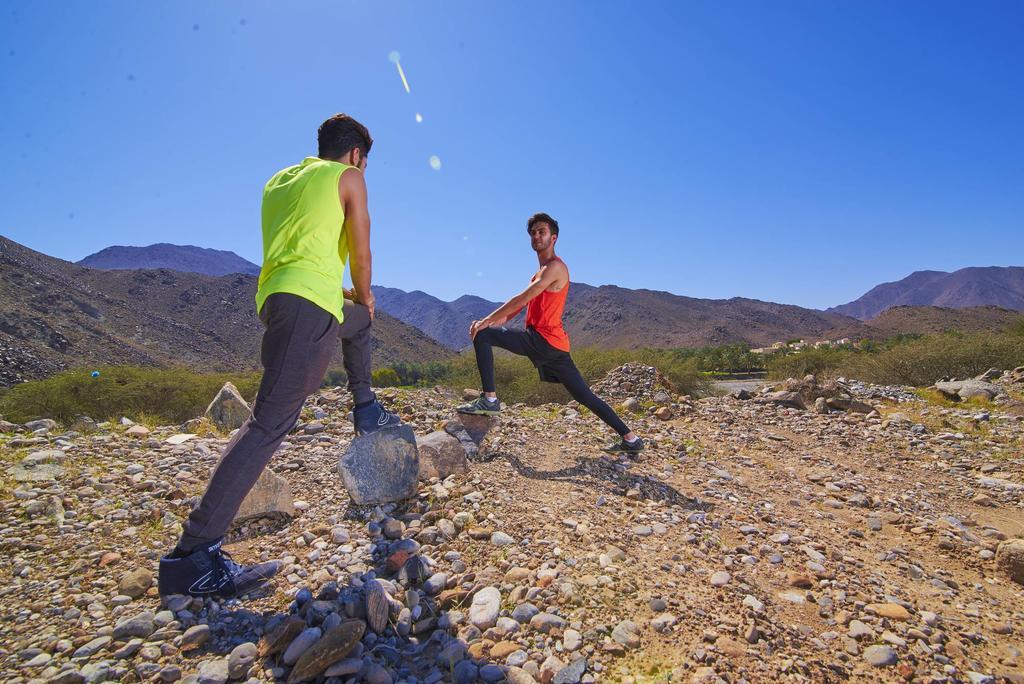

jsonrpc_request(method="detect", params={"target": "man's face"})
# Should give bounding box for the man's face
[528,222,555,251]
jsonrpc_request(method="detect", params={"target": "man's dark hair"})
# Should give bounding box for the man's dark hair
[317,114,373,160]
[527,212,559,236]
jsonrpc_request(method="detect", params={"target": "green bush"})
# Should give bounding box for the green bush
[841,333,1024,386]
[766,347,855,380]
[767,331,1024,386]
[0,366,262,425]
[1007,318,1024,338]
[371,367,402,387]
[322,368,348,387]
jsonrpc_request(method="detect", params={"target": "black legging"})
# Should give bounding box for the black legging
[473,326,631,437]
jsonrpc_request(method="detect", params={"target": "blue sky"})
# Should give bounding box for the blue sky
[1,1,1021,309]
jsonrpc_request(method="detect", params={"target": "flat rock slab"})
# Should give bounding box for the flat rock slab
[165,433,196,445]
[8,462,63,482]
[22,449,66,466]
[338,425,419,505]
[755,391,807,410]
[935,380,1001,401]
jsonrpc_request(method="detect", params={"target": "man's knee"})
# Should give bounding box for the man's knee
[474,327,497,347]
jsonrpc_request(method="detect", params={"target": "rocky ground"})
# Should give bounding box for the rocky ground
[1,366,1023,684]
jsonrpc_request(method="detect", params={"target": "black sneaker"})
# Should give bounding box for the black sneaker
[602,436,645,456]
[353,399,403,436]
[158,539,281,599]
[456,394,501,416]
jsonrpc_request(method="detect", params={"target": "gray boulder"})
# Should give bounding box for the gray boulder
[205,382,251,430]
[934,379,1001,402]
[416,430,469,481]
[338,426,419,505]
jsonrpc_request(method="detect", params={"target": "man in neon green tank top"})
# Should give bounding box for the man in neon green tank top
[158,114,402,600]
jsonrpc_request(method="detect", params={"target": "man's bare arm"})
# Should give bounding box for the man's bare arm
[339,168,374,318]
[470,261,566,339]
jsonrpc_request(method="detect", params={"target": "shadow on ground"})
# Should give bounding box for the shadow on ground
[498,449,712,510]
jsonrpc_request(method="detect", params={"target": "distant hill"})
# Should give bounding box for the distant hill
[0,236,451,387]
[375,282,1024,352]
[78,243,261,276]
[372,287,500,350]
[863,305,1024,338]
[562,284,869,348]
[373,281,870,349]
[829,267,1024,320]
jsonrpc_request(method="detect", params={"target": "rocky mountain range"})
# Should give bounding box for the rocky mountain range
[829,267,1024,320]
[78,243,262,276]
[371,284,871,350]
[0,237,451,387]
[371,287,499,350]
[6,238,1020,387]
[373,282,1022,351]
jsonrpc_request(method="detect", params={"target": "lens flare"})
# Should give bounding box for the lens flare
[415,113,423,123]
[395,61,410,93]
[429,155,442,171]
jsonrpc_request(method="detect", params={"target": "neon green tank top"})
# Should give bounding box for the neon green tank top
[255,157,355,323]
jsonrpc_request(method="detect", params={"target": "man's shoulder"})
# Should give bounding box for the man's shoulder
[546,257,569,274]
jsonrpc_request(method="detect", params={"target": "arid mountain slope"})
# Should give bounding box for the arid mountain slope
[0,236,451,386]
[865,305,1024,338]
[830,267,1024,320]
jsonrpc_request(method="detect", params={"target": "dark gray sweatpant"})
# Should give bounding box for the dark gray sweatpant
[178,292,373,550]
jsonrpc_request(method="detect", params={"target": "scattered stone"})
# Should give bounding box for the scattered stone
[259,616,305,657]
[553,658,587,684]
[491,531,515,546]
[530,612,567,634]
[287,620,365,684]
[863,644,898,667]
[469,586,501,630]
[281,627,321,666]
[612,620,641,649]
[179,624,211,652]
[197,658,229,684]
[866,603,911,621]
[113,611,156,639]
[227,642,257,680]
[710,571,731,587]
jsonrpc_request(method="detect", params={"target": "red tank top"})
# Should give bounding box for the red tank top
[526,257,571,352]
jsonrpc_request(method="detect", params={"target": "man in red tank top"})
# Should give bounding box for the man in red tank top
[457,213,644,455]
